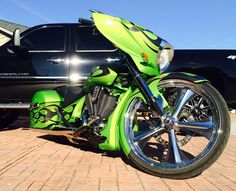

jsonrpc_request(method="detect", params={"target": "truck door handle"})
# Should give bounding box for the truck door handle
[105,57,121,63]
[227,55,236,60]
[47,58,65,64]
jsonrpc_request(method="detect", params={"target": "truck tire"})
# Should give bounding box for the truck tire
[0,109,19,129]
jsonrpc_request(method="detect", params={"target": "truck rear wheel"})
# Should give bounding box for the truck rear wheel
[0,109,19,129]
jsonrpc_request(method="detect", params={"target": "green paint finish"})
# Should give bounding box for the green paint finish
[31,90,64,104]
[91,69,103,77]
[30,90,63,129]
[65,114,70,120]
[133,118,139,132]
[144,30,158,40]
[99,90,132,151]
[30,104,60,129]
[182,72,197,77]
[68,96,85,123]
[41,110,47,115]
[118,77,170,155]
[119,94,142,155]
[93,13,161,76]
[35,113,39,118]
[194,79,209,83]
[148,77,169,108]
[64,105,74,113]
[87,67,118,86]
[160,72,209,84]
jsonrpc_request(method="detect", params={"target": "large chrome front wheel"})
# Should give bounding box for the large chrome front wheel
[124,80,230,179]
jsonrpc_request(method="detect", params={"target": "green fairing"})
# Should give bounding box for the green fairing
[66,96,85,123]
[87,67,118,86]
[91,69,103,77]
[119,77,169,154]
[99,90,131,150]
[98,77,168,153]
[92,13,161,76]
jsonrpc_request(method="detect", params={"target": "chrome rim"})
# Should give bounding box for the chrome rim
[124,80,221,170]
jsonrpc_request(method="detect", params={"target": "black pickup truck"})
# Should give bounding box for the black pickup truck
[0,22,235,128]
[168,50,236,109]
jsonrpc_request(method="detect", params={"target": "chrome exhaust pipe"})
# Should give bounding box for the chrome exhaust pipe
[0,103,30,109]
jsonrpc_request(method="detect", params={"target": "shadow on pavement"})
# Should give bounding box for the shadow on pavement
[37,134,133,166]
[0,114,134,167]
[0,115,29,131]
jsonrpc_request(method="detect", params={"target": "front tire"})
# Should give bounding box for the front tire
[124,80,230,179]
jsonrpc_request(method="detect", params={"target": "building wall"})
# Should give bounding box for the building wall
[0,20,28,47]
[0,33,10,46]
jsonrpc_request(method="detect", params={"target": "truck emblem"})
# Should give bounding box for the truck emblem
[227,55,236,60]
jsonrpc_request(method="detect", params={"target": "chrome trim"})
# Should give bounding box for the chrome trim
[105,57,121,63]
[47,58,65,63]
[0,76,88,80]
[227,55,236,60]
[168,129,182,163]
[29,50,65,53]
[76,48,118,53]
[123,79,223,172]
[0,103,30,109]
[0,76,68,79]
[21,25,66,53]
[175,120,214,130]
[134,127,165,142]
[172,89,194,119]
[158,39,174,73]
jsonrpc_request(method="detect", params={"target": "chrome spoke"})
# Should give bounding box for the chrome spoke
[167,129,182,163]
[172,89,195,119]
[183,128,212,140]
[175,120,213,130]
[134,127,166,142]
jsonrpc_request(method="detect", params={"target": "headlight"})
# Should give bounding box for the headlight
[158,40,174,73]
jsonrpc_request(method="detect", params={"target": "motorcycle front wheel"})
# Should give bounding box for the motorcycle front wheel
[123,79,230,179]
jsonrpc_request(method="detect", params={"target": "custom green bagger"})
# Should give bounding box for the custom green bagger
[30,12,230,179]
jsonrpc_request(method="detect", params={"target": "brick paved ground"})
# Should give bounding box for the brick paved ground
[0,115,235,191]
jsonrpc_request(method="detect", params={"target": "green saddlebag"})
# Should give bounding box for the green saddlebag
[30,90,64,129]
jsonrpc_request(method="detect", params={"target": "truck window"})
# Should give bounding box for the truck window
[76,26,116,51]
[21,26,65,51]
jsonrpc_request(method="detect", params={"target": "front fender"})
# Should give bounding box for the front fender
[119,77,167,155]
[160,72,209,84]
[119,72,209,155]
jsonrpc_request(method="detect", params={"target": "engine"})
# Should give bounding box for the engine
[85,86,117,121]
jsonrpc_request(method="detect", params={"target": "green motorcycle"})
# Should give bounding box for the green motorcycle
[30,12,230,179]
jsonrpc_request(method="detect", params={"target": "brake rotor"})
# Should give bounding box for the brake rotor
[156,93,212,148]
[155,91,194,148]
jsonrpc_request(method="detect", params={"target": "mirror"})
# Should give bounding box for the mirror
[8,28,27,55]
[13,28,20,47]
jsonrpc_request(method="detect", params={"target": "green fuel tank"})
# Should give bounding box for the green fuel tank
[87,66,118,86]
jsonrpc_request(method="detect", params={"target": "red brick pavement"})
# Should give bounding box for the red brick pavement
[0,116,235,191]
[231,114,236,123]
